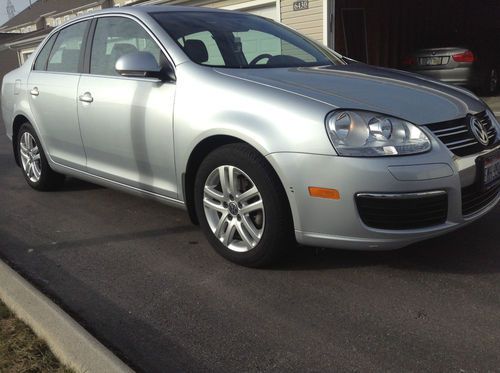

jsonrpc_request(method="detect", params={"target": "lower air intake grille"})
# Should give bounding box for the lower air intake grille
[461,183,500,216]
[426,111,498,157]
[355,191,448,230]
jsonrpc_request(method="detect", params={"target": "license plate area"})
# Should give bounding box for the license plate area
[418,56,449,66]
[476,149,500,191]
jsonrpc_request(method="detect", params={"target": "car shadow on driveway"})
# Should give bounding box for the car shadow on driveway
[272,206,500,275]
[57,177,104,192]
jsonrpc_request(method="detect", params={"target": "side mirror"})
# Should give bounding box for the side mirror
[115,51,174,81]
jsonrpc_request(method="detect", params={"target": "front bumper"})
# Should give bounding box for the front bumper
[266,145,500,250]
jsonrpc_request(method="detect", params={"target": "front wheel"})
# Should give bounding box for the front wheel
[194,144,294,267]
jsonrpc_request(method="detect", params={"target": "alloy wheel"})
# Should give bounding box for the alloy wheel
[19,132,42,183]
[203,165,265,252]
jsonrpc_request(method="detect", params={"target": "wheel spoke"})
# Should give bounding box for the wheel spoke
[235,223,253,250]
[218,166,229,198]
[26,161,33,177]
[240,199,263,214]
[228,166,237,195]
[222,220,236,246]
[32,163,41,179]
[32,153,41,161]
[23,132,29,149]
[26,132,33,149]
[238,186,258,202]
[214,212,229,238]
[20,149,29,161]
[203,197,226,213]
[241,215,261,241]
[20,142,28,153]
[204,185,224,202]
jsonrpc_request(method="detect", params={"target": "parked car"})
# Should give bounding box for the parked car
[402,40,500,96]
[1,6,500,267]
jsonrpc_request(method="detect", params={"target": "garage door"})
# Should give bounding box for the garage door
[245,4,278,20]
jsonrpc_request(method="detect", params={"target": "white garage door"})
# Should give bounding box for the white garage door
[245,4,278,20]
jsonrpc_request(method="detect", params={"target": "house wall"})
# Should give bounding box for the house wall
[281,0,323,43]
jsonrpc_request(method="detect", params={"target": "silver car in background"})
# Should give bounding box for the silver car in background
[2,6,500,267]
[402,44,500,96]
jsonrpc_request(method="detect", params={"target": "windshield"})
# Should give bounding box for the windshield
[151,11,343,68]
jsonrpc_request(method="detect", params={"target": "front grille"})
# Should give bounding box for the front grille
[355,191,448,230]
[426,111,498,157]
[461,182,500,216]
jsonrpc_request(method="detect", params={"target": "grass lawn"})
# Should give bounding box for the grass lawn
[0,300,72,372]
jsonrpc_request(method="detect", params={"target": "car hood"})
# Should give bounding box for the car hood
[215,64,486,125]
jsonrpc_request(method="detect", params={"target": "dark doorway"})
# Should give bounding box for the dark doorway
[341,8,368,63]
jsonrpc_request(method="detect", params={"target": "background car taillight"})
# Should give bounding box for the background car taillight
[401,55,416,66]
[452,50,475,63]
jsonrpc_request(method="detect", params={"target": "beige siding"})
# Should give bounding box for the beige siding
[280,0,323,43]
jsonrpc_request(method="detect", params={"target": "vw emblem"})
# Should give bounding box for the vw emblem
[228,202,239,215]
[469,117,489,146]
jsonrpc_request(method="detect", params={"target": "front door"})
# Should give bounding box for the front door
[77,16,177,198]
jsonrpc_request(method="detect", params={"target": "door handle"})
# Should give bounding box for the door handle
[30,87,39,96]
[79,92,93,103]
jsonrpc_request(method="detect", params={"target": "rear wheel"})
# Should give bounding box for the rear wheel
[194,143,294,267]
[17,123,65,191]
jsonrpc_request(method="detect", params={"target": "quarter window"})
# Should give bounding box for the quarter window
[90,17,164,76]
[33,33,57,71]
[47,21,89,73]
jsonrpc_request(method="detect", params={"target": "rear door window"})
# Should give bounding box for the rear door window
[47,21,89,73]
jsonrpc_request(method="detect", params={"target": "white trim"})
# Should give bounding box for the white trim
[221,0,275,11]
[331,0,335,49]
[275,0,281,22]
[323,0,335,48]
[322,0,328,46]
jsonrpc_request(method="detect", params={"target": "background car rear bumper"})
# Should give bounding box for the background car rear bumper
[266,150,500,250]
[410,66,479,87]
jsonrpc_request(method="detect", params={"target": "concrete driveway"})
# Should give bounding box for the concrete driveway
[0,125,499,372]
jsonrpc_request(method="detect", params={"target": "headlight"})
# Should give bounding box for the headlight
[325,110,431,156]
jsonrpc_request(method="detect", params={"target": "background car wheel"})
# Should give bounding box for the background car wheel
[17,123,65,191]
[194,143,294,267]
[480,67,498,96]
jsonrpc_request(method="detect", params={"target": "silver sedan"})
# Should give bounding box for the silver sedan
[2,6,500,266]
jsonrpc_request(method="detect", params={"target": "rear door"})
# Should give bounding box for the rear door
[28,20,90,169]
[77,16,177,198]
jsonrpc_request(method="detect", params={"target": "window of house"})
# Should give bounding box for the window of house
[47,21,89,73]
[90,17,164,76]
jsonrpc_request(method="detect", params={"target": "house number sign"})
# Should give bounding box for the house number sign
[293,0,309,11]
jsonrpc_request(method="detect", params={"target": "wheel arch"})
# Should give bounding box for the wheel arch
[183,135,292,227]
[12,114,31,167]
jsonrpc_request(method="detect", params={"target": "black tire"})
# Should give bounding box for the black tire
[17,122,65,191]
[194,143,294,267]
[480,67,498,96]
